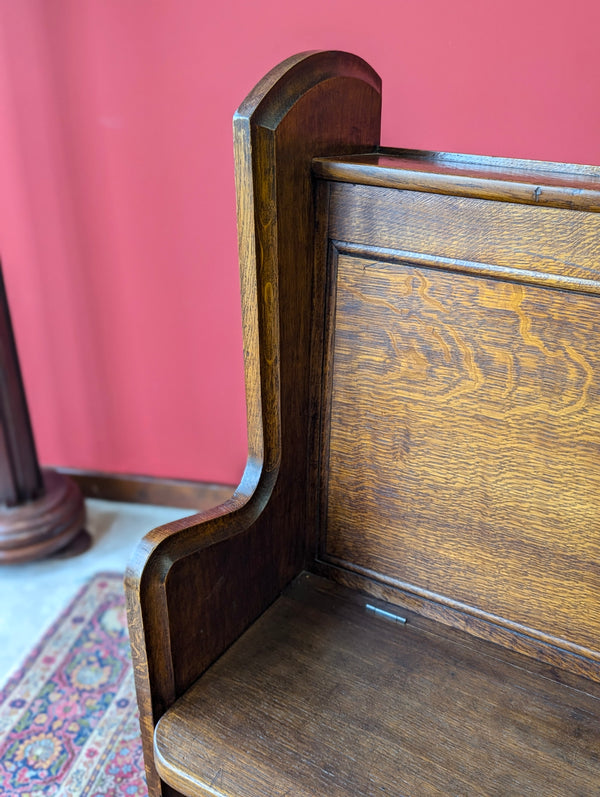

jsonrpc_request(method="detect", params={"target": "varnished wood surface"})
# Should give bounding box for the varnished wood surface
[313,177,600,672]
[0,469,85,563]
[0,261,85,562]
[326,183,600,286]
[126,51,381,796]
[313,148,600,211]
[155,573,600,797]
[59,467,235,510]
[0,262,43,506]
[311,559,600,685]
[127,50,600,797]
[323,247,600,659]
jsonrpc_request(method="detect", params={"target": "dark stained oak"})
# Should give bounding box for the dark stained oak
[125,51,381,797]
[155,573,600,797]
[59,467,235,510]
[325,184,600,286]
[313,149,600,211]
[0,261,85,563]
[126,51,600,797]
[0,262,43,507]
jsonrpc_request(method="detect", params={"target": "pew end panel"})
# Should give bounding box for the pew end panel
[127,52,600,797]
[125,50,382,797]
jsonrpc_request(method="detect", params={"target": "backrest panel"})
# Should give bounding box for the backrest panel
[316,175,600,663]
[327,182,600,284]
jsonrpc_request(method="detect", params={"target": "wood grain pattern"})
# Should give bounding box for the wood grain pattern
[125,51,381,797]
[155,573,600,797]
[314,149,600,212]
[59,467,235,510]
[127,51,600,797]
[327,183,600,284]
[310,558,600,684]
[323,250,600,658]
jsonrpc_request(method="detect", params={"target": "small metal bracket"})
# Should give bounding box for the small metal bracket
[366,603,407,625]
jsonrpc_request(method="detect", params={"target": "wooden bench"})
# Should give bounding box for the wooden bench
[126,51,600,797]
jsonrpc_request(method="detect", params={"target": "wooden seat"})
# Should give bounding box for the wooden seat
[126,51,600,797]
[155,573,600,797]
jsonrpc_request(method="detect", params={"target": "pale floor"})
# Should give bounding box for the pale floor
[0,498,191,685]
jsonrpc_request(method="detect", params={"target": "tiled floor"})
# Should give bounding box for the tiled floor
[0,498,191,684]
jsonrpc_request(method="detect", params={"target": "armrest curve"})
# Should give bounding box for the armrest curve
[125,453,277,674]
[126,455,269,579]
[125,456,278,796]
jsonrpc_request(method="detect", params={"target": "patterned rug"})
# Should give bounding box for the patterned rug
[0,573,147,796]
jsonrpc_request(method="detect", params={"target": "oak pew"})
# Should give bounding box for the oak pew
[126,51,600,797]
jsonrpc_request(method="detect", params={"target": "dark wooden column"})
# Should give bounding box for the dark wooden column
[0,261,86,563]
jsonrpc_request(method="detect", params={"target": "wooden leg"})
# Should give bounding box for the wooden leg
[0,262,86,563]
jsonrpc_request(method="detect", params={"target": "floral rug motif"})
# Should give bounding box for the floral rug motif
[0,573,147,796]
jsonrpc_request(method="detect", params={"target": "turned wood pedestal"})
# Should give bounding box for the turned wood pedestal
[0,263,86,563]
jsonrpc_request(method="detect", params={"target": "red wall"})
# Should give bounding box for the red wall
[0,1,598,486]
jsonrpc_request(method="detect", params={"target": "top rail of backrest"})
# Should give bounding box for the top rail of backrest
[314,148,600,211]
[310,145,600,682]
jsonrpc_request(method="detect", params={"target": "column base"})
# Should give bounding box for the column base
[0,469,86,563]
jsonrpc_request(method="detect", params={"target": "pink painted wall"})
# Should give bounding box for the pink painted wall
[0,1,598,486]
